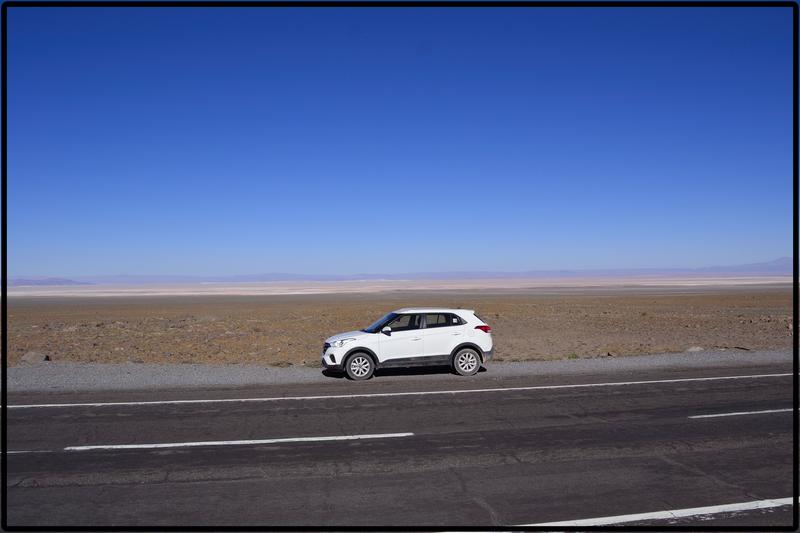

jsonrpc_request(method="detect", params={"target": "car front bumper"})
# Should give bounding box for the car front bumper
[321,349,344,370]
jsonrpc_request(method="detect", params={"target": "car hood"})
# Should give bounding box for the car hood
[325,330,371,343]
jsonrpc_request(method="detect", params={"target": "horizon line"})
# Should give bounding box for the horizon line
[8,256,794,283]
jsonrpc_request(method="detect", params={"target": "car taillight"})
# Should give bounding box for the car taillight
[475,325,491,333]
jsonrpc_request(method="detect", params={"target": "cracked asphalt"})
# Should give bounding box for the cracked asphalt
[5,352,795,527]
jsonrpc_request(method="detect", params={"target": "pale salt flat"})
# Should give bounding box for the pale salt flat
[7,276,792,297]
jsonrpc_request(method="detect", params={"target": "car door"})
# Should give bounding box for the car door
[378,314,424,363]
[422,313,465,358]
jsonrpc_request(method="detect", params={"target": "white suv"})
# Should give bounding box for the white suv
[321,308,493,380]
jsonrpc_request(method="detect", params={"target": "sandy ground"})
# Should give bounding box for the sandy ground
[6,284,792,367]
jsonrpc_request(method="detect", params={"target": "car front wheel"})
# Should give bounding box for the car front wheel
[345,352,375,380]
[452,348,480,376]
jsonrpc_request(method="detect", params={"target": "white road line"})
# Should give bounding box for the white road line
[7,450,56,454]
[61,432,414,452]
[526,497,795,526]
[689,408,794,419]
[8,372,792,409]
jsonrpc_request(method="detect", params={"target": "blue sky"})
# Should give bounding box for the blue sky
[7,6,793,276]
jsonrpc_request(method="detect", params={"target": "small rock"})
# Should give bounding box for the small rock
[606,352,615,357]
[686,346,704,352]
[21,351,50,364]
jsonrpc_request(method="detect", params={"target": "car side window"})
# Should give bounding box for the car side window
[425,313,463,328]
[388,314,421,332]
[447,314,465,326]
[424,314,447,328]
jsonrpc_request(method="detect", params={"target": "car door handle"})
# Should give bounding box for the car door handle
[452,332,462,336]
[412,337,422,341]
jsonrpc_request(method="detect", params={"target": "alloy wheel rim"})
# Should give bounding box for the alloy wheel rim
[458,352,477,372]
[351,356,370,377]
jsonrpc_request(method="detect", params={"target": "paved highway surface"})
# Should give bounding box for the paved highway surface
[5,359,796,527]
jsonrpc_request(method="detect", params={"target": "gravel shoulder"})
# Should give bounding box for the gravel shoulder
[6,349,792,394]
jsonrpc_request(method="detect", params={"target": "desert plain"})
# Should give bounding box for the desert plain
[6,278,793,367]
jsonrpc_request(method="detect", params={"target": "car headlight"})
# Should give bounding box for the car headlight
[332,338,356,348]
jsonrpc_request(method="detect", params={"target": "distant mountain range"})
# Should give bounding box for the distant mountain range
[9,257,792,286]
[9,277,94,287]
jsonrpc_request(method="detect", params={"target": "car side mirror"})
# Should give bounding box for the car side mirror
[381,326,392,336]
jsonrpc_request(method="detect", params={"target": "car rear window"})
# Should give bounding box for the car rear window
[424,314,447,328]
[425,313,464,328]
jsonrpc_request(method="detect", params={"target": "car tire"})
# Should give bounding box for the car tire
[344,352,375,381]
[452,347,481,376]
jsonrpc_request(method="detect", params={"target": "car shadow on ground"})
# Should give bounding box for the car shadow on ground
[321,365,488,380]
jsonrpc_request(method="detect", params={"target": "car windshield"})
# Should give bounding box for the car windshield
[363,312,398,333]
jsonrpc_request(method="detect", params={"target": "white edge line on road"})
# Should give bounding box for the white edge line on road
[8,372,792,409]
[525,497,795,526]
[689,408,794,419]
[7,450,56,454]
[61,432,414,452]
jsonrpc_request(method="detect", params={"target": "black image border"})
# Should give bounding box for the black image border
[1,1,797,531]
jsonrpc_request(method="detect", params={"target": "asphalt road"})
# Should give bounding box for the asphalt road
[5,359,796,527]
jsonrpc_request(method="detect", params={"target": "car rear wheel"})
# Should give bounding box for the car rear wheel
[452,348,480,376]
[345,352,375,380]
